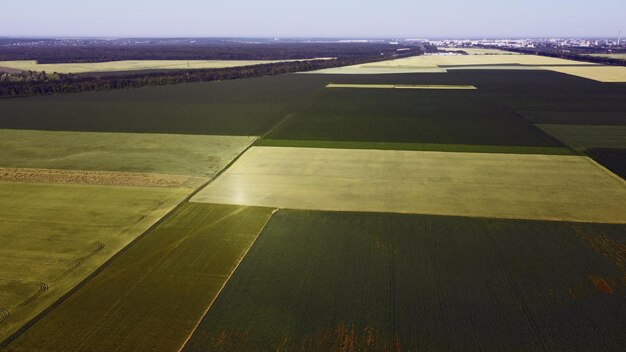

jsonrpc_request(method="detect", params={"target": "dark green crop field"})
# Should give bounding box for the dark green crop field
[4,203,275,352]
[586,148,626,179]
[183,210,626,352]
[518,111,626,125]
[0,74,328,135]
[265,87,565,149]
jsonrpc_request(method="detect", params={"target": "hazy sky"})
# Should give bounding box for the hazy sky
[1,0,624,38]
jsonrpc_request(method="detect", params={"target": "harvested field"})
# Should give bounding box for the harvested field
[3,203,275,352]
[0,180,196,343]
[0,129,255,176]
[0,74,328,135]
[519,111,626,125]
[191,146,626,223]
[326,83,477,90]
[0,168,206,188]
[182,210,626,352]
[0,67,22,74]
[265,85,566,149]
[309,54,592,74]
[536,124,626,150]
[0,59,332,74]
[543,65,626,82]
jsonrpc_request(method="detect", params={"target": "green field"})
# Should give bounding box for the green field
[0,129,255,176]
[256,139,572,155]
[182,210,626,352]
[536,124,626,151]
[0,180,196,343]
[0,74,328,135]
[265,87,564,151]
[586,149,626,179]
[519,111,626,125]
[3,203,274,352]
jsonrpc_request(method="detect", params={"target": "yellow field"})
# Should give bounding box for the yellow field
[0,172,203,341]
[438,47,521,55]
[191,147,626,224]
[540,65,626,82]
[309,54,593,74]
[326,83,477,90]
[0,58,332,74]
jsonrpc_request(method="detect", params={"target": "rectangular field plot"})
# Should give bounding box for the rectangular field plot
[0,129,255,177]
[192,147,626,224]
[265,86,565,150]
[4,203,275,352]
[182,210,626,352]
[0,74,328,135]
[326,83,477,90]
[543,65,626,83]
[0,59,328,74]
[0,178,198,343]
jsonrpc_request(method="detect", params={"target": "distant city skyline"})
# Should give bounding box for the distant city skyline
[1,0,624,38]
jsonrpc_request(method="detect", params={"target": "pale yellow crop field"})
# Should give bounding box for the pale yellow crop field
[0,173,203,341]
[438,47,521,55]
[326,83,477,90]
[0,129,256,177]
[540,65,626,82]
[191,146,626,224]
[0,58,332,74]
[309,54,595,74]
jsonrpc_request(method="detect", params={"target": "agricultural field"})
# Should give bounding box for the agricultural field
[191,146,626,223]
[0,58,331,74]
[0,172,203,342]
[182,210,626,352]
[1,48,626,352]
[519,111,626,125]
[586,53,626,60]
[586,149,626,179]
[535,125,626,151]
[4,203,274,352]
[0,129,255,176]
[265,81,568,151]
[438,47,521,55]
[0,74,329,135]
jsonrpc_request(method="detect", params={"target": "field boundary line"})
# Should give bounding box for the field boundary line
[583,156,626,185]
[0,183,206,348]
[176,208,279,352]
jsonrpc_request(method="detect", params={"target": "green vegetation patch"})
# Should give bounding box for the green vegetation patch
[183,210,626,352]
[586,148,626,180]
[536,124,626,151]
[0,74,328,135]
[0,129,256,176]
[0,182,193,344]
[3,203,275,352]
[265,86,565,148]
[256,139,573,155]
[519,111,626,125]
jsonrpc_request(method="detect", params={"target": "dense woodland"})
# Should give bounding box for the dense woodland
[0,42,429,98]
